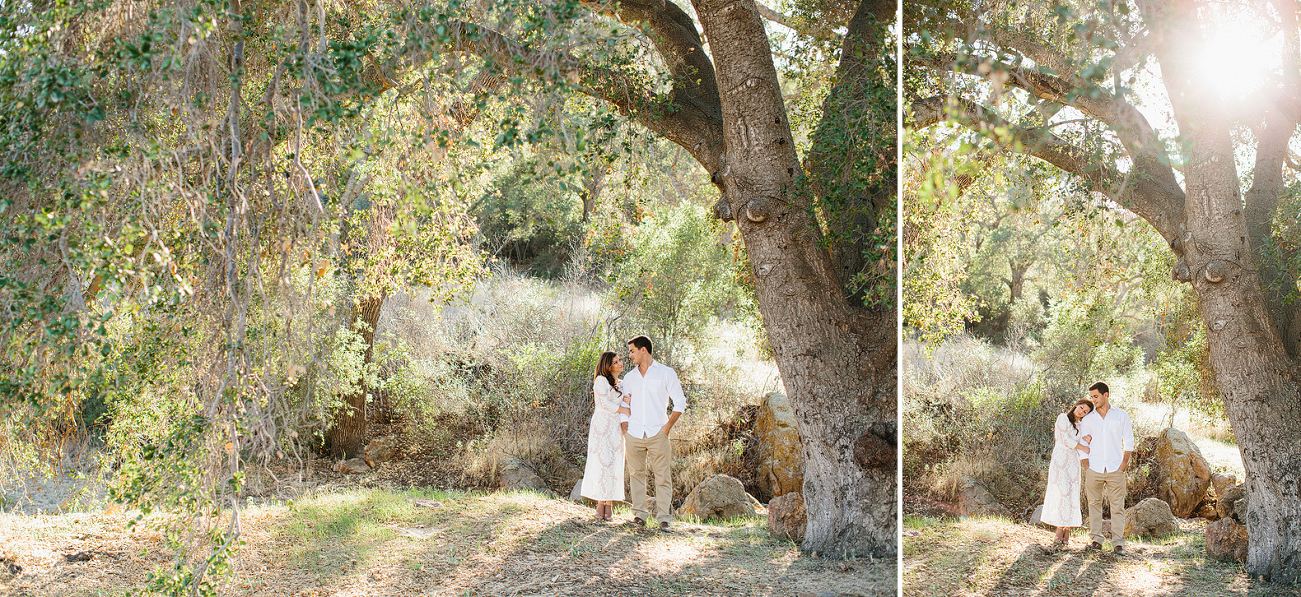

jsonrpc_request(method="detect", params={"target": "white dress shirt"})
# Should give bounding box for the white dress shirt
[1079,406,1134,473]
[619,360,686,438]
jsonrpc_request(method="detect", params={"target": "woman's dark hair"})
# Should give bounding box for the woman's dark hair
[1067,398,1095,432]
[595,351,619,392]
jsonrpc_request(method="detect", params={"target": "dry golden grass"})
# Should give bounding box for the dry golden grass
[1,488,892,597]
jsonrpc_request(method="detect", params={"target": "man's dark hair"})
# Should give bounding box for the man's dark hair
[628,335,653,354]
[1089,381,1109,395]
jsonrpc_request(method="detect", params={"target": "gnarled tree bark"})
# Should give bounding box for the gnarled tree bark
[688,0,896,557]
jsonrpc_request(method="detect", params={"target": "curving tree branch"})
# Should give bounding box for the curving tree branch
[439,18,724,172]
[912,49,1183,210]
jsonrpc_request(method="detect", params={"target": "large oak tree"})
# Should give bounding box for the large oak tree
[1,0,895,565]
[908,0,1301,581]
[405,0,898,555]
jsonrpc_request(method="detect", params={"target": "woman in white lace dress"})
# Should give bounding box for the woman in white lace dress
[580,352,631,520]
[1041,398,1094,548]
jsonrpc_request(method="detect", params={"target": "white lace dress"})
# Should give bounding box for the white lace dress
[1041,413,1084,527]
[580,376,625,501]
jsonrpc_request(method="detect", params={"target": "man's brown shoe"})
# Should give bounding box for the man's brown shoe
[1112,545,1126,557]
[659,521,671,533]
[1085,541,1103,552]
[626,517,645,527]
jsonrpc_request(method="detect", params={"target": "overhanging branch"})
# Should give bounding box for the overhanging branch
[909,95,1183,239]
[441,18,723,171]
[912,48,1179,200]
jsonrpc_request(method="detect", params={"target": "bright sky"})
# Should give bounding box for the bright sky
[1192,3,1285,104]
[1021,4,1293,199]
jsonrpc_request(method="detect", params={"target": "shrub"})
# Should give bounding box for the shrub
[612,202,749,365]
[472,161,583,276]
[1036,292,1145,394]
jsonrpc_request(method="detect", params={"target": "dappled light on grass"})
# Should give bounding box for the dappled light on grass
[1,488,893,596]
[904,515,1264,596]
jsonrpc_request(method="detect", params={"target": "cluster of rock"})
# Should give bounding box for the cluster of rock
[332,435,398,474]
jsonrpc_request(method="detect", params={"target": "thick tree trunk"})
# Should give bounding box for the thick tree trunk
[1176,130,1301,582]
[325,292,385,460]
[1139,0,1301,579]
[1182,162,1301,580]
[690,0,896,558]
[1006,259,1030,305]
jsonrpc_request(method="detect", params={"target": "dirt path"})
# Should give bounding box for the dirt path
[903,516,1301,597]
[0,489,891,597]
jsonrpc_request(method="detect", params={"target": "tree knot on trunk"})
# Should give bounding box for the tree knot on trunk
[713,198,734,221]
[1203,259,1229,283]
[745,196,773,223]
[1173,260,1192,283]
[853,432,894,470]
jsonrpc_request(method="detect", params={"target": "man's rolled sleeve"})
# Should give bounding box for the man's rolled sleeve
[1121,412,1135,452]
[667,368,686,413]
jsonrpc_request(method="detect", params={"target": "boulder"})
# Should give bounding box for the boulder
[569,480,595,507]
[1211,473,1238,498]
[334,458,371,474]
[1029,505,1053,529]
[754,392,803,500]
[1192,499,1220,521]
[985,473,1026,508]
[498,458,553,495]
[364,435,397,467]
[1153,428,1212,518]
[768,492,807,542]
[1206,518,1249,563]
[1216,484,1246,524]
[1124,497,1179,538]
[679,474,756,521]
[957,478,1010,518]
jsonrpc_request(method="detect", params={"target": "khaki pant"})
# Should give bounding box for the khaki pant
[625,431,672,523]
[1084,468,1127,547]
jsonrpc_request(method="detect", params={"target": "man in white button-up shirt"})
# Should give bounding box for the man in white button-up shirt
[620,335,686,531]
[1078,381,1134,555]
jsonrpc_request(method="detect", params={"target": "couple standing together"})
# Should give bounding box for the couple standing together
[1041,381,1135,555]
[579,335,685,532]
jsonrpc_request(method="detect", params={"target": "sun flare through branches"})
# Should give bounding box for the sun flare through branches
[1192,7,1284,105]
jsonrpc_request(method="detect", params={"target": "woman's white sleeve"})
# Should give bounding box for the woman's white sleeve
[593,377,622,413]
[1054,415,1078,450]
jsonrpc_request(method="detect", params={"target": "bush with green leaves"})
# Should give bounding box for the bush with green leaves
[1035,292,1145,394]
[1152,289,1223,423]
[612,202,753,365]
[472,161,585,276]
